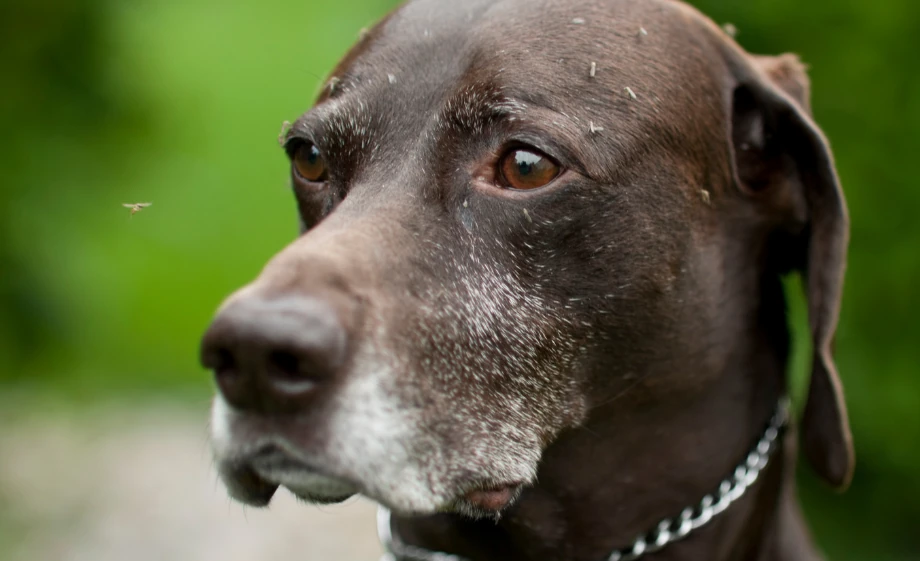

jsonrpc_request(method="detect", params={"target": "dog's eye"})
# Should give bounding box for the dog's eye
[292,143,328,182]
[498,148,561,190]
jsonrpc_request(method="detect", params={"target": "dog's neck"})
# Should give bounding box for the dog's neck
[388,338,800,560]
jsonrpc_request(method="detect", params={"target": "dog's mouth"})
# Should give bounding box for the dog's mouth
[218,448,359,507]
[217,445,526,516]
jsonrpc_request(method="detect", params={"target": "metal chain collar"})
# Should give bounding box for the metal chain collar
[378,398,790,561]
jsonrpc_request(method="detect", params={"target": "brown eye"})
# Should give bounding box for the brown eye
[498,148,561,190]
[293,143,328,182]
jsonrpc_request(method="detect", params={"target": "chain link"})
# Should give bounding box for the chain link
[380,398,790,561]
[607,398,788,561]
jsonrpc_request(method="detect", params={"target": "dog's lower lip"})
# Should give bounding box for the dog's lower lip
[290,491,355,505]
[218,462,280,507]
[245,449,360,501]
[250,453,313,473]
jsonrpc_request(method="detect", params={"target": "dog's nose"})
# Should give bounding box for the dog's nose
[200,296,347,413]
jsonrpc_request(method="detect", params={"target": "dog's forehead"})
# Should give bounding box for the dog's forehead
[324,0,730,143]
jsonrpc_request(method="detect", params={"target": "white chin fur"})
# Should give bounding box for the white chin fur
[325,367,542,516]
[209,395,235,457]
[210,377,540,516]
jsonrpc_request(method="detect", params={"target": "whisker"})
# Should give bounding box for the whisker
[591,373,649,410]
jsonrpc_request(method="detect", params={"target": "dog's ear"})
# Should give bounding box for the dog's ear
[726,51,854,489]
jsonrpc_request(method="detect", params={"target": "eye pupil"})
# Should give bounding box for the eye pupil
[515,152,540,176]
[307,145,320,164]
[500,148,560,190]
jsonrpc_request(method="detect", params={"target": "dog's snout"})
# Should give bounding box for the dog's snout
[201,296,347,413]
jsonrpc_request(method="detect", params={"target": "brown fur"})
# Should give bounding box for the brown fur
[201,0,852,559]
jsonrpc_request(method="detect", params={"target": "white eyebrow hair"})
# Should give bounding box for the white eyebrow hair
[287,98,376,163]
[435,85,528,135]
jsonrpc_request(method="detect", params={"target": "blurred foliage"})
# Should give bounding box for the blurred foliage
[0,0,917,560]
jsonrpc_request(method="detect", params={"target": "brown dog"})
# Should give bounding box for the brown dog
[200,0,853,559]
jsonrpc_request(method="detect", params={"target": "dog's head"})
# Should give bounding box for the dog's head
[202,0,852,518]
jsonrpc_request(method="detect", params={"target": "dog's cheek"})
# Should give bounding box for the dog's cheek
[411,256,588,449]
[294,185,339,232]
[319,359,450,512]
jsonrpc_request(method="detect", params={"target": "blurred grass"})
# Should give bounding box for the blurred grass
[1,0,918,559]
[1,0,394,398]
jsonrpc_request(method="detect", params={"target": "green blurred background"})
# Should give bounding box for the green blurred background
[0,0,917,560]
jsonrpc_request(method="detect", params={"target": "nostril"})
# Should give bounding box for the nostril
[201,295,349,411]
[211,347,246,397]
[266,349,317,393]
[201,339,234,371]
[268,349,299,380]
[214,348,238,378]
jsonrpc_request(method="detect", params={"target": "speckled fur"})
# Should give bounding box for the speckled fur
[204,0,852,558]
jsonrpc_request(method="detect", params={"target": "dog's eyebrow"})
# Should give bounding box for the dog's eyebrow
[435,84,607,175]
[284,98,366,143]
[436,82,603,143]
[283,99,377,170]
[436,84,528,134]
[281,115,316,147]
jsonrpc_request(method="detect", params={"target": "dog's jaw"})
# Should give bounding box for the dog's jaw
[210,364,545,516]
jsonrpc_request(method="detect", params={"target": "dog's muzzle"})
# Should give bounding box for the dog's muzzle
[201,295,347,415]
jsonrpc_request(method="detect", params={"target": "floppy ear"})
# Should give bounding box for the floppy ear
[727,52,854,489]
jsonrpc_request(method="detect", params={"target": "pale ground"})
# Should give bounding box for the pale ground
[0,402,383,561]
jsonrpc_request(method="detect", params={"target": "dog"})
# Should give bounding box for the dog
[200,0,853,559]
